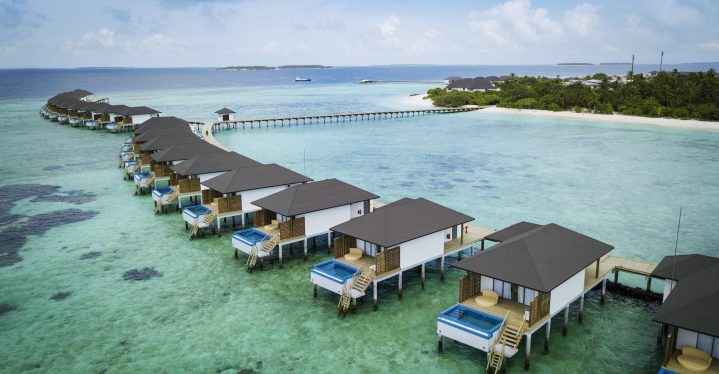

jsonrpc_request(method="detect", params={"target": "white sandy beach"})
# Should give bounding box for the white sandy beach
[400,94,719,132]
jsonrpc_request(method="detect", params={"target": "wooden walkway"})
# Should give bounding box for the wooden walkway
[357,80,446,84]
[189,107,480,132]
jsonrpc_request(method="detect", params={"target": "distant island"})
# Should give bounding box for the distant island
[218,65,331,70]
[557,63,593,66]
[425,69,719,121]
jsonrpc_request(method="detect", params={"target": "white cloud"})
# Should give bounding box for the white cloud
[467,0,562,50]
[564,3,599,36]
[82,28,117,48]
[652,0,700,27]
[376,15,400,45]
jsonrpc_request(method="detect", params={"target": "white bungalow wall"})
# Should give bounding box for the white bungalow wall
[300,205,351,237]
[442,224,462,242]
[240,185,286,213]
[198,172,225,189]
[549,270,584,315]
[399,231,444,270]
[675,329,719,359]
[131,114,157,125]
[662,279,676,302]
[350,201,365,218]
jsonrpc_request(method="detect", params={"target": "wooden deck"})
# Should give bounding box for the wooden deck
[443,224,495,255]
[602,255,656,276]
[664,352,719,374]
[583,255,656,289]
[335,255,401,281]
[461,297,547,331]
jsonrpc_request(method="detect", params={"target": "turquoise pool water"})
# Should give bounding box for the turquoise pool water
[1,69,717,373]
[233,229,269,245]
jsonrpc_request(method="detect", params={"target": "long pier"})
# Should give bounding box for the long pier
[358,80,446,84]
[190,107,481,132]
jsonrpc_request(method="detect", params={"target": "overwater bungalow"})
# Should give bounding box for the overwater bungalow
[149,142,224,186]
[161,151,261,218]
[439,223,613,372]
[199,163,312,239]
[128,132,203,180]
[246,178,379,270]
[313,197,490,313]
[652,254,719,373]
[215,108,236,121]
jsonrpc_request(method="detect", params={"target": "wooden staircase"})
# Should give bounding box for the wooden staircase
[190,207,218,239]
[135,173,155,195]
[156,190,179,214]
[246,232,279,271]
[487,312,525,373]
[338,266,375,313]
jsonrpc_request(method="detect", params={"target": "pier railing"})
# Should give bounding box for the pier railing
[189,107,482,132]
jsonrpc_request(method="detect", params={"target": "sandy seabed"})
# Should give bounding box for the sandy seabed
[400,94,719,132]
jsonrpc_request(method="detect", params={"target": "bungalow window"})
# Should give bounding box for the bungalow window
[696,333,714,355]
[517,286,538,306]
[492,279,512,299]
[714,337,719,359]
[356,239,377,256]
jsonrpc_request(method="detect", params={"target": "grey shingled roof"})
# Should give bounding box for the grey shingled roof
[171,151,262,176]
[454,224,613,292]
[215,108,236,114]
[151,142,225,163]
[135,116,190,135]
[124,106,161,115]
[135,124,194,142]
[202,164,312,193]
[651,254,719,281]
[652,256,719,336]
[447,77,496,91]
[138,133,203,151]
[485,221,542,242]
[252,178,379,217]
[331,197,474,248]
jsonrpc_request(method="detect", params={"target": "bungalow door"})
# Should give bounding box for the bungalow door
[222,114,230,121]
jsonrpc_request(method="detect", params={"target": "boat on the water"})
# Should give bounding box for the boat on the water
[294,77,311,82]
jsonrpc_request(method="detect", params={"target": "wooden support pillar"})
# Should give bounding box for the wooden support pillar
[421,263,426,290]
[440,256,446,281]
[563,307,569,336]
[544,320,551,352]
[373,281,378,311]
[524,334,531,370]
[646,277,652,291]
[278,244,283,268]
[595,258,600,279]
[657,323,664,345]
[352,297,357,310]
[613,269,619,285]
[601,278,607,305]
[327,232,332,254]
[579,294,584,323]
[481,240,485,251]
[437,334,443,353]
[303,238,308,260]
[457,250,463,260]
[398,271,403,299]
[313,284,317,298]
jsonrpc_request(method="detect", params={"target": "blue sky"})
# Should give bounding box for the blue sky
[0,0,717,68]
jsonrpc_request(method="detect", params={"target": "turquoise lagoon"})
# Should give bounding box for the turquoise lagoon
[1,70,718,373]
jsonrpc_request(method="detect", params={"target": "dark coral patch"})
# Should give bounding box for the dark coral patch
[123,268,162,281]
[0,304,17,315]
[50,292,72,301]
[80,251,102,260]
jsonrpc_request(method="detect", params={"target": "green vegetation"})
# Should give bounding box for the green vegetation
[426,69,719,121]
[218,66,275,70]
